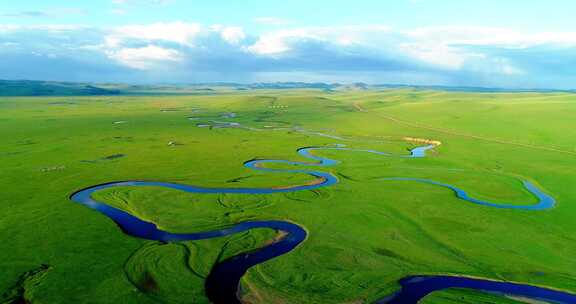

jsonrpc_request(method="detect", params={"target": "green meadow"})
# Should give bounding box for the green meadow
[1,89,576,303]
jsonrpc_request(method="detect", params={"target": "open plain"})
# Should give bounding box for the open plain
[1,89,576,303]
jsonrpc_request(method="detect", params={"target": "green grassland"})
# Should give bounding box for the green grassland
[1,89,576,303]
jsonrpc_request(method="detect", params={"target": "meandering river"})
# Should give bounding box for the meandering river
[70,144,576,303]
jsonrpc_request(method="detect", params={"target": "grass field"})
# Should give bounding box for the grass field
[1,89,576,303]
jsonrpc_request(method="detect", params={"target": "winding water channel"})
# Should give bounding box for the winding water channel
[70,144,576,303]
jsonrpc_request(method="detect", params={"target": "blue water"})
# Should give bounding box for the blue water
[380,276,576,304]
[69,144,576,304]
[383,178,555,210]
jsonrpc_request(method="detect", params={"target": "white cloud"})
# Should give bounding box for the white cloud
[218,26,246,44]
[493,58,524,75]
[0,25,21,33]
[106,45,182,69]
[246,25,395,55]
[405,26,576,48]
[397,26,576,73]
[2,22,576,87]
[398,42,482,69]
[246,29,318,55]
[465,56,525,76]
[109,22,202,46]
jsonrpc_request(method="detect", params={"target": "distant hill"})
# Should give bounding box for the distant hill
[1,79,573,96]
[185,82,575,93]
[371,84,576,93]
[0,80,121,96]
[246,82,338,90]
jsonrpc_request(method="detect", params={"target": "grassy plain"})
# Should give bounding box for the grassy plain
[1,89,575,303]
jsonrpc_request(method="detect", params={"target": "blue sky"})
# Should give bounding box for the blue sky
[1,0,576,88]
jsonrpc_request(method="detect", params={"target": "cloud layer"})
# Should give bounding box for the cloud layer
[1,22,575,88]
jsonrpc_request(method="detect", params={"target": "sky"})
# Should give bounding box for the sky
[1,0,576,88]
